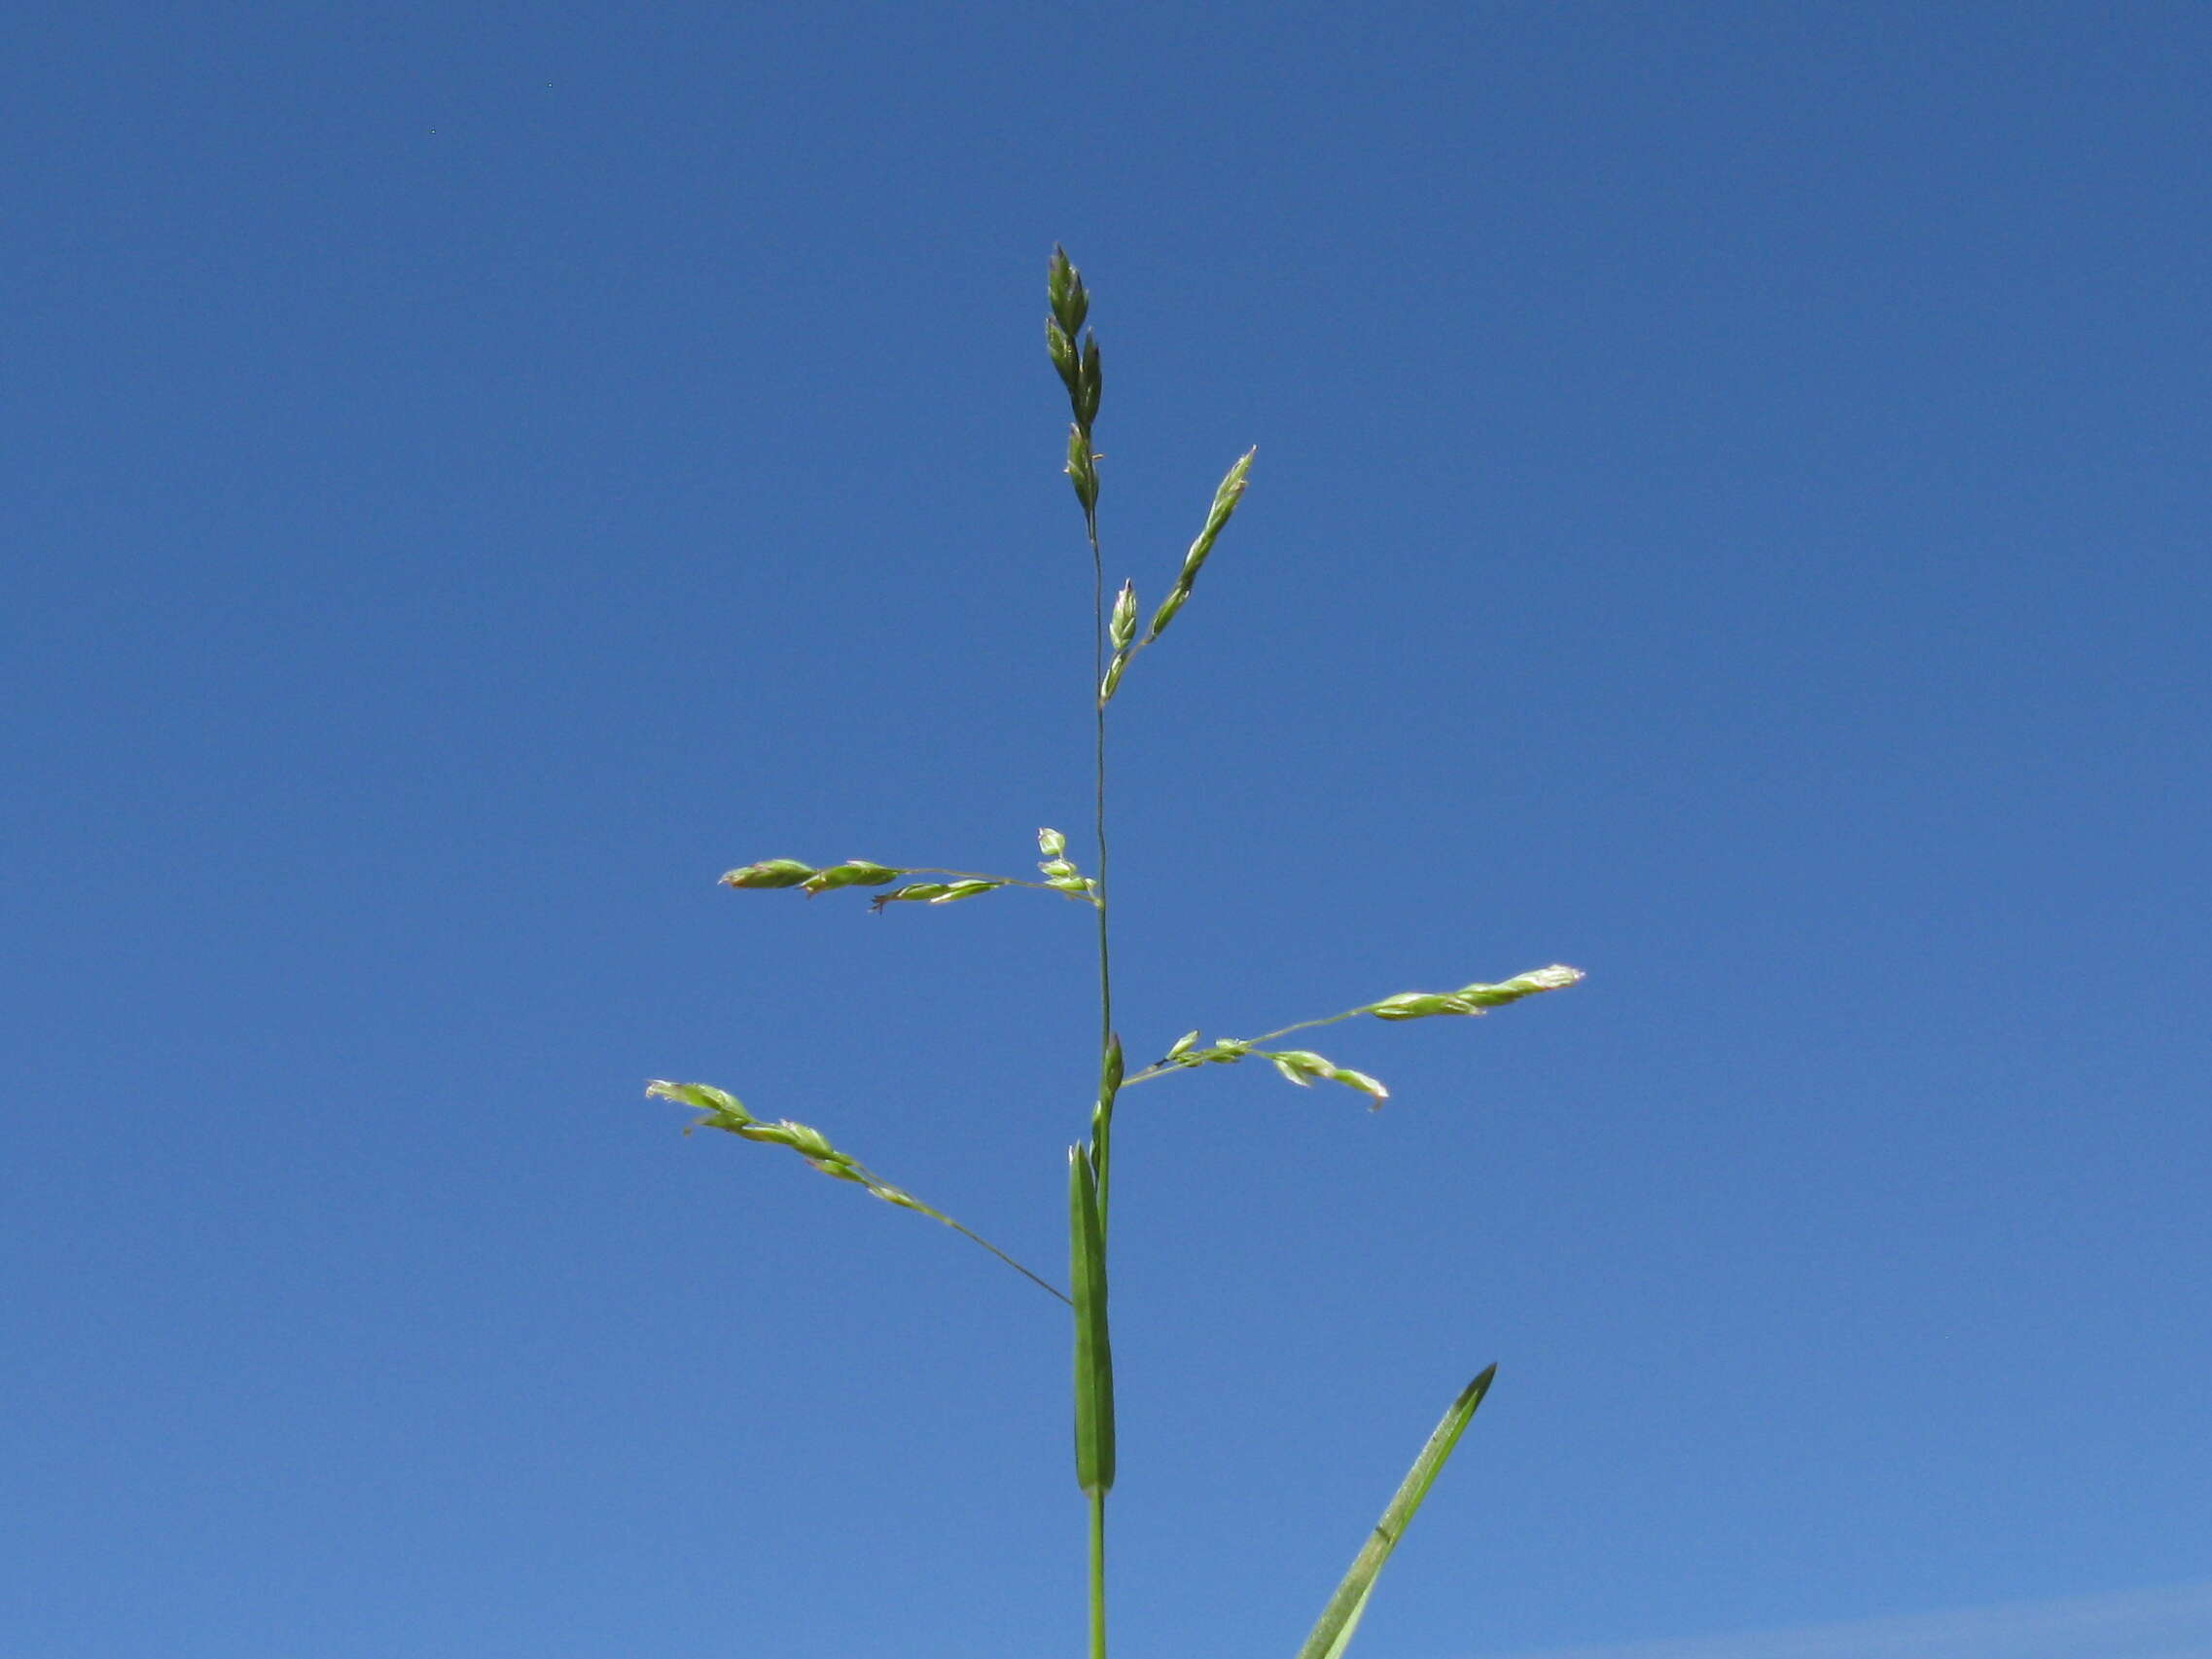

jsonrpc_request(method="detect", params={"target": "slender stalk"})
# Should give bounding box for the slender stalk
[1088,1489,1108,1659]
[939,1215,1072,1307]
[1123,1006,1366,1086]
[1053,246,1123,1659]
[1239,1007,1363,1046]
[1088,508,1116,1219]
[1085,482,1118,1659]
[880,866,1093,894]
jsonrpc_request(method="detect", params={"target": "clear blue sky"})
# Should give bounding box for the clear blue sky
[5,5,2208,1657]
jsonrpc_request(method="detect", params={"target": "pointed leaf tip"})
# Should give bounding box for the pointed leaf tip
[1294,1365,1498,1659]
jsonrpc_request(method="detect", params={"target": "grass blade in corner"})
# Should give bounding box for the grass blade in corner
[1293,1365,1497,1659]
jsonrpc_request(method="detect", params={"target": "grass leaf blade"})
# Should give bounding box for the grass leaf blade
[1293,1365,1496,1659]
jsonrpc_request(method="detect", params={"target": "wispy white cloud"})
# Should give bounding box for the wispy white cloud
[1481,1581,2212,1659]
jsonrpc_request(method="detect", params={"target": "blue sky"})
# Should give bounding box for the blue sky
[5,4,2208,1657]
[1489,1583,2212,1659]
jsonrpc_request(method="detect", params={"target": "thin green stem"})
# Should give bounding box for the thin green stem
[934,1214,1072,1307]
[890,866,1097,898]
[1122,1005,1368,1085]
[1085,476,1115,1659]
[787,1144,1076,1307]
[1087,507,1116,1658]
[1088,508,1116,1218]
[1088,1488,1108,1659]
[1052,250,1116,1659]
[1240,1005,1365,1047]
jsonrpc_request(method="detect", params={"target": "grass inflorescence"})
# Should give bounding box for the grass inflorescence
[647,247,1583,1658]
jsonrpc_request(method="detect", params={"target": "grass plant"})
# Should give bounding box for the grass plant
[648,248,1584,1656]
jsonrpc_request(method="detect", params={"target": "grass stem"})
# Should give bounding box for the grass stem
[1088,1488,1108,1659]
[1088,508,1116,1220]
[1086,467,1117,1659]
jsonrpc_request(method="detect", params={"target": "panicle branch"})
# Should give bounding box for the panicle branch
[647,1080,1070,1306]
[1126,966,1588,1103]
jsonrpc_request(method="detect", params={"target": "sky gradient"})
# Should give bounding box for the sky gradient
[6,5,2209,1657]
[1494,1582,2212,1659]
